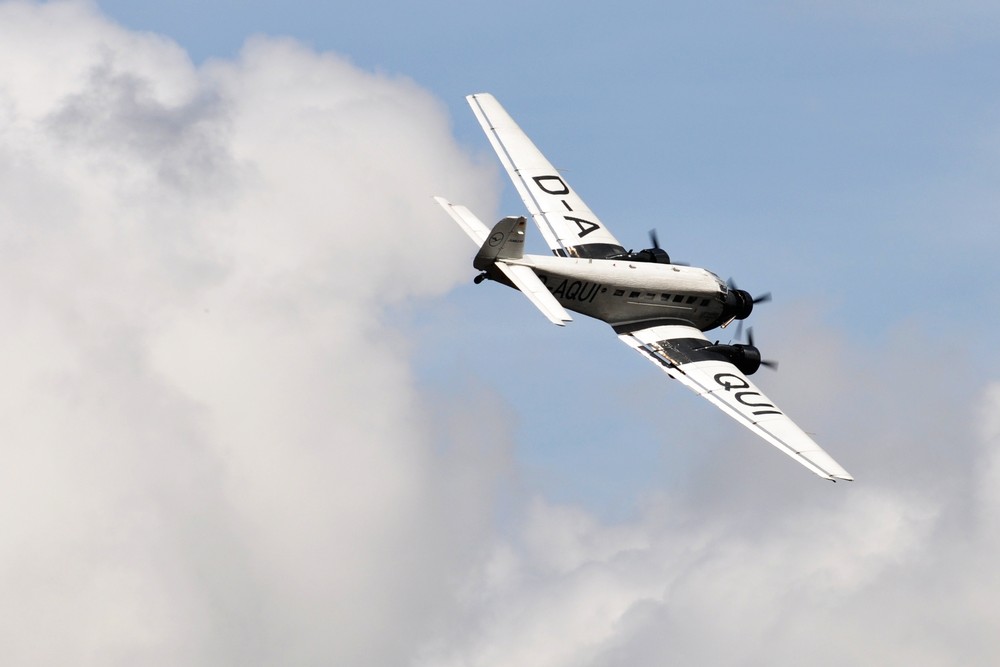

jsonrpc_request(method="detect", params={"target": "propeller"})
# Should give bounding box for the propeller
[645,228,687,265]
[745,327,779,371]
[727,278,771,305]
[726,277,772,337]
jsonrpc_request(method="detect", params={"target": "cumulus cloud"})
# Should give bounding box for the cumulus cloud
[0,2,503,665]
[419,365,1000,667]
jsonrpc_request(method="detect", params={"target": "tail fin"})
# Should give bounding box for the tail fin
[434,197,572,327]
[474,216,526,270]
[476,217,572,326]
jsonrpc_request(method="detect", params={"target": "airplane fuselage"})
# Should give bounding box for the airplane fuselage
[495,254,729,332]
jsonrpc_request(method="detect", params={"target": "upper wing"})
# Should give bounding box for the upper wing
[619,324,853,481]
[467,93,625,258]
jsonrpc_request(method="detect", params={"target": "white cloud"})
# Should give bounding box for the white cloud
[415,311,1000,666]
[0,2,502,665]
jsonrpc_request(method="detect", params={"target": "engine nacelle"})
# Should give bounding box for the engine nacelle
[723,288,754,321]
[626,247,671,264]
[705,343,763,375]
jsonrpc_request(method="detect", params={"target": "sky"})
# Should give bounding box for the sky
[2,0,1000,664]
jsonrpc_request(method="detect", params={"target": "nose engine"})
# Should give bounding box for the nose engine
[717,279,771,329]
[724,288,755,321]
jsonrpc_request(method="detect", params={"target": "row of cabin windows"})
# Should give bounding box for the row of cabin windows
[612,289,711,307]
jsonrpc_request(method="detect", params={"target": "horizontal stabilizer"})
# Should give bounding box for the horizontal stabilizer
[434,197,570,326]
[497,261,573,326]
[434,196,489,245]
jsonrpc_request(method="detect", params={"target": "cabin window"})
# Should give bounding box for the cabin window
[629,291,640,298]
[660,294,672,302]
[686,296,698,304]
[672,294,685,303]
[701,298,711,307]
[614,289,625,297]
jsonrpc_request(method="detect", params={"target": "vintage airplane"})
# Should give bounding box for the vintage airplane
[436,93,852,482]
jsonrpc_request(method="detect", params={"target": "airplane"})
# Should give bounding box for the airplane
[435,93,852,482]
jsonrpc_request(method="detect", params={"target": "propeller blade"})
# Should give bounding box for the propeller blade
[745,328,779,371]
[727,278,771,306]
[649,229,660,249]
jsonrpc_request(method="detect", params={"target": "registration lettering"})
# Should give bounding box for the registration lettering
[532,174,602,238]
[540,276,602,303]
[712,373,782,416]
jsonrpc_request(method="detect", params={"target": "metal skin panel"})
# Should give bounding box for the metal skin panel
[497,262,573,326]
[501,254,727,331]
[621,325,853,481]
[474,217,527,270]
[435,198,572,325]
[435,196,490,246]
[467,93,626,257]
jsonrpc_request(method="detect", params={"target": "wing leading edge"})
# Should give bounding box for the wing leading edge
[467,93,625,259]
[619,324,853,481]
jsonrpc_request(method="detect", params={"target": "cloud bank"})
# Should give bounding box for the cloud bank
[0,2,501,665]
[3,2,1000,666]
[417,311,1000,666]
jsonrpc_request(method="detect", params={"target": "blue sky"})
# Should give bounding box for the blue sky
[5,1,1000,664]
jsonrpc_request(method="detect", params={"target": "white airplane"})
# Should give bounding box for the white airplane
[436,93,852,482]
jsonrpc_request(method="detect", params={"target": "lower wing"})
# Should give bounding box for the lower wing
[619,324,853,481]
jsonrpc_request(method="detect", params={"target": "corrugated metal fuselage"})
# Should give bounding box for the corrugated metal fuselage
[493,254,729,331]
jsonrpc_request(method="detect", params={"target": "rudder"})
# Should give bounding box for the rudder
[474,216,527,270]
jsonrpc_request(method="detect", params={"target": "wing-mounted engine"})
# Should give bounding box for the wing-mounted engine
[627,246,671,264]
[616,229,673,264]
[705,329,777,375]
